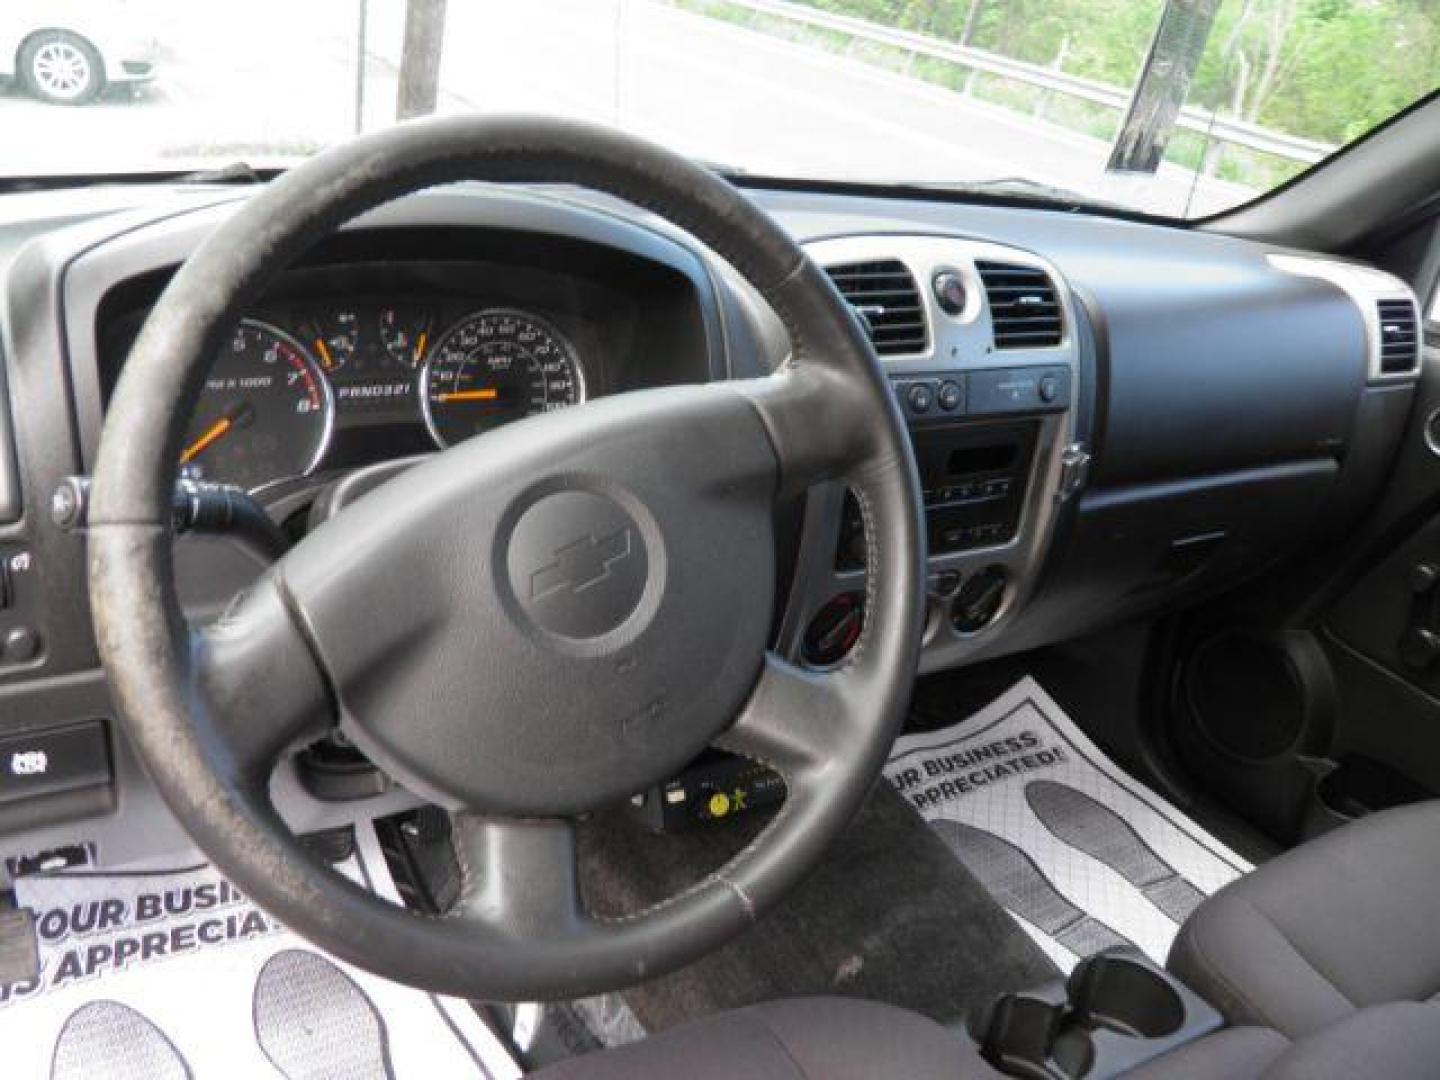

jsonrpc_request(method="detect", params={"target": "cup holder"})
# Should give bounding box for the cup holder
[977,952,1214,1079]
[1067,954,1185,1039]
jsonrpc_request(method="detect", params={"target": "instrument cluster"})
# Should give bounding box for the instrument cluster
[179,301,588,492]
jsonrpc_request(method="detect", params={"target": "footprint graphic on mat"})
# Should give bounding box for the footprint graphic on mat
[1025,780,1206,924]
[51,999,192,1080]
[254,949,396,1080]
[931,818,1136,959]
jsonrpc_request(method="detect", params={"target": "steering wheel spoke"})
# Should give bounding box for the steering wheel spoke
[734,370,876,497]
[448,813,587,940]
[191,575,333,783]
[717,653,849,779]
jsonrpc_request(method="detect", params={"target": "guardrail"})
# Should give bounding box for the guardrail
[711,0,1335,166]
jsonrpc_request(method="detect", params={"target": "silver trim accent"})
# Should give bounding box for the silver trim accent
[1267,254,1421,384]
[807,234,1070,373]
[1423,407,1440,459]
[784,233,1082,675]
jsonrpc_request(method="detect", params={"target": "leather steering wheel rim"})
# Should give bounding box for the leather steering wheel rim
[88,115,924,1001]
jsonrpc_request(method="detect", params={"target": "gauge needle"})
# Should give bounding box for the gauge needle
[314,338,335,369]
[180,402,252,464]
[414,331,428,365]
[437,388,500,403]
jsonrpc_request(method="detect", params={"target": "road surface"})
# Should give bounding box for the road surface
[0,0,1249,217]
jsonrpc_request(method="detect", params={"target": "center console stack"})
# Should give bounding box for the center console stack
[782,235,1085,674]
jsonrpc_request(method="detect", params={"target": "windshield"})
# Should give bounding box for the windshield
[4,0,1435,218]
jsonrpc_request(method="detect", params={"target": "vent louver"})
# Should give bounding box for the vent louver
[976,260,1062,348]
[825,259,927,356]
[1377,298,1419,375]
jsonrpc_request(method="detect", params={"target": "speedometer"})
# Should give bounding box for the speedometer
[420,309,585,449]
[180,320,334,491]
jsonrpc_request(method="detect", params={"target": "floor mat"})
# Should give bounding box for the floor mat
[0,823,519,1079]
[578,781,1057,1036]
[885,676,1251,973]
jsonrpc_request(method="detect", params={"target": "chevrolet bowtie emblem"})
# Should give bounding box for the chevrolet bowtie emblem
[529,527,634,601]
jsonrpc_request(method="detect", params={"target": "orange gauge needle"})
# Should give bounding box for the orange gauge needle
[314,338,335,369]
[180,416,233,464]
[437,388,500,403]
[414,330,428,365]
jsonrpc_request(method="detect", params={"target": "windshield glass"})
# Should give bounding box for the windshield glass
[4,0,1435,218]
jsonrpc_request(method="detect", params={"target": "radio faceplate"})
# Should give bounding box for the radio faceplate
[839,419,1039,569]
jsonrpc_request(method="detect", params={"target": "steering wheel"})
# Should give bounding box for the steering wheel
[88,116,923,1001]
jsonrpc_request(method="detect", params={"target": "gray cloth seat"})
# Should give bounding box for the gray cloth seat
[529,995,1440,1078]
[1168,800,1440,1039]
[529,996,1288,1079]
[530,997,998,1080]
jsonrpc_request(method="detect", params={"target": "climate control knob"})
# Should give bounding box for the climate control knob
[952,566,1007,634]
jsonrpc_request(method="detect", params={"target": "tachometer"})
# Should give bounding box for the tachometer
[180,320,334,491]
[420,309,585,449]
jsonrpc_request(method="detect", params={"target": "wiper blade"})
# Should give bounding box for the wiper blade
[901,177,1123,212]
[177,161,265,185]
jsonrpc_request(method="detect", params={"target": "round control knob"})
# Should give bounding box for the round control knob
[906,382,934,414]
[1401,626,1440,669]
[2,626,40,663]
[952,566,1007,634]
[1038,375,1060,403]
[802,592,865,668]
[933,271,967,316]
[1410,563,1440,595]
[937,380,962,412]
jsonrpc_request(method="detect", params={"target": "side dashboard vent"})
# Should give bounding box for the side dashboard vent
[825,259,927,355]
[976,260,1062,348]
[1377,298,1419,374]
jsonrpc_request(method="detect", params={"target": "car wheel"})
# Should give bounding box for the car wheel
[20,31,104,106]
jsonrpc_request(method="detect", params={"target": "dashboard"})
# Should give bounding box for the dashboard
[0,174,1425,879]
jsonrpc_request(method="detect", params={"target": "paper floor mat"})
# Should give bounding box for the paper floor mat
[885,677,1251,972]
[0,823,519,1079]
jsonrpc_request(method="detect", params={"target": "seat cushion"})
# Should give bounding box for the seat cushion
[529,997,1003,1079]
[1262,1003,1440,1080]
[1169,800,1440,1038]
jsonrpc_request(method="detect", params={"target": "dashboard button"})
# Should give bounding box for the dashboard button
[906,382,934,414]
[937,380,962,411]
[0,721,109,804]
[2,626,39,663]
[933,272,967,316]
[1038,374,1061,403]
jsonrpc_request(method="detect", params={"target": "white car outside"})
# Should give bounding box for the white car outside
[0,0,159,105]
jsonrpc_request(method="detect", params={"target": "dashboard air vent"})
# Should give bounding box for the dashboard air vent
[976,260,1062,348]
[825,259,927,355]
[1377,298,1419,374]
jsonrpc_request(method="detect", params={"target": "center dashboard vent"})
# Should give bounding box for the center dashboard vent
[976,260,1062,348]
[1377,298,1420,375]
[825,259,927,356]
